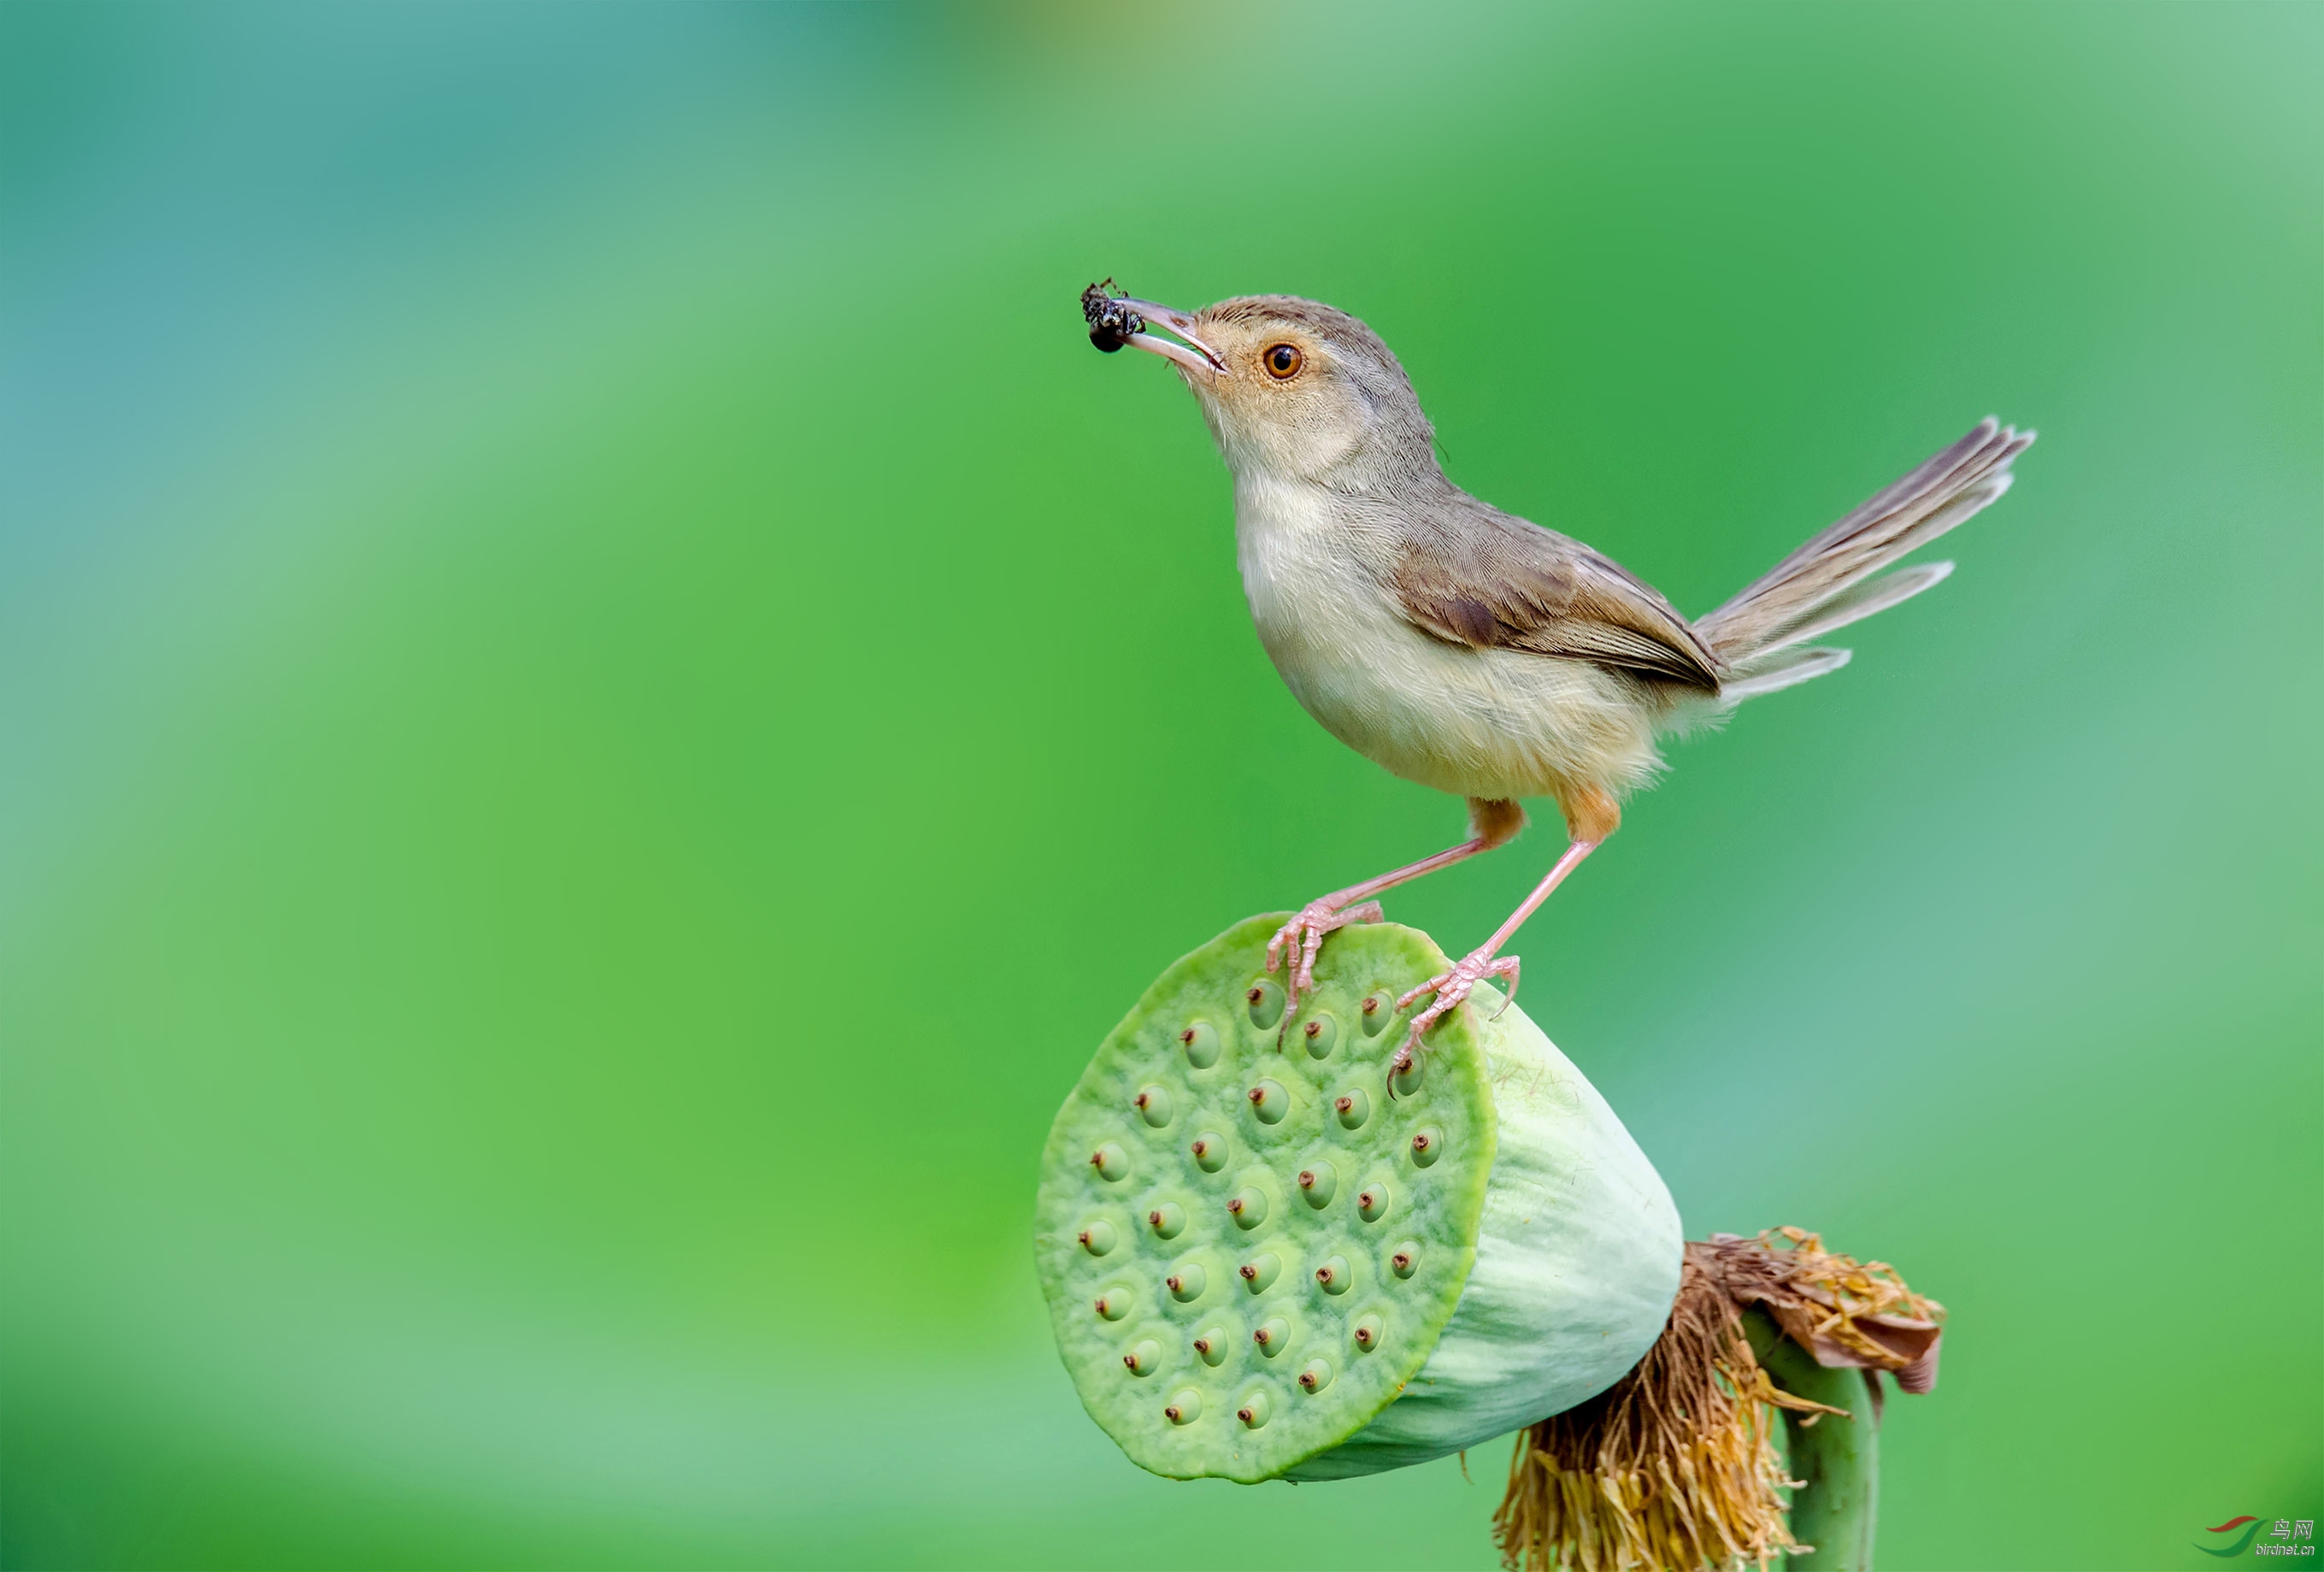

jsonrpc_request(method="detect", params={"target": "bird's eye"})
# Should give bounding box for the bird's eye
[1263,343,1303,380]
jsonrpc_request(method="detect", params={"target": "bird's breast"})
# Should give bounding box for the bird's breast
[1229,475,1668,803]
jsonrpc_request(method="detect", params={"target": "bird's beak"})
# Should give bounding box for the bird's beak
[1115,298,1227,379]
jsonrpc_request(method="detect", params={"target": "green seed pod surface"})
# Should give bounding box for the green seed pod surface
[1036,916,1681,1483]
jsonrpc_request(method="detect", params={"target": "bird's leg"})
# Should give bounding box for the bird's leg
[1268,798,1526,1007]
[1391,789,1619,1075]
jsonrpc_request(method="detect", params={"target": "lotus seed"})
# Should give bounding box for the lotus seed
[1133,1086,1173,1127]
[1078,1221,1119,1255]
[1192,1329,1229,1366]
[1409,1127,1441,1168]
[1179,1022,1221,1069]
[1391,1245,1419,1280]
[1352,1314,1383,1351]
[1391,1056,1423,1097]
[1227,1188,1268,1228]
[1091,1142,1129,1181]
[1095,1289,1133,1320]
[1124,1339,1162,1376]
[1253,1316,1290,1355]
[1164,1391,1202,1425]
[1167,1263,1208,1302]
[1334,1090,1370,1129]
[1244,980,1285,1029]
[1297,1163,1337,1208]
[1148,1202,1186,1239]
[1191,1133,1228,1172]
[1237,1392,1272,1428]
[1301,1013,1338,1059]
[1357,1185,1390,1222]
[1239,1252,1282,1292]
[1247,1079,1288,1124]
[1315,1255,1351,1294]
[1297,1358,1334,1393]
[1358,991,1393,1035]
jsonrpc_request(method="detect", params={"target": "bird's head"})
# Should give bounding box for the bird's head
[1085,286,1437,490]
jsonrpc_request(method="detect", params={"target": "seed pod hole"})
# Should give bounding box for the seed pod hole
[1179,1021,1221,1069]
[1078,1220,1118,1255]
[1409,1127,1442,1168]
[1391,1056,1424,1098]
[1252,1316,1290,1356]
[1334,1089,1370,1130]
[1351,1314,1383,1352]
[1191,1328,1229,1367]
[1246,1079,1288,1124]
[1244,980,1286,1029]
[1357,991,1394,1036]
[1301,1014,1338,1059]
[1239,1252,1281,1293]
[1133,1086,1173,1127]
[1147,1202,1186,1239]
[1167,1263,1208,1302]
[1227,1188,1268,1229]
[1094,1289,1133,1320]
[1123,1339,1162,1376]
[1315,1254,1351,1294]
[1390,1245,1420,1280]
[1357,1184,1390,1222]
[1164,1391,1202,1425]
[1237,1392,1271,1428]
[1090,1143,1129,1182]
[1297,1358,1334,1393]
[1297,1162,1337,1208]
[1190,1133,1228,1173]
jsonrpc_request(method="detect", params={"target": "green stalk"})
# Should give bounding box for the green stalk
[1744,1308,1880,1571]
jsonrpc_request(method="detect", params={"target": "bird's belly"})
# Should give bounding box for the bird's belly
[1239,537,1664,804]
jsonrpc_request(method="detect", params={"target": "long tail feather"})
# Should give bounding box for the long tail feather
[1698,419,2033,676]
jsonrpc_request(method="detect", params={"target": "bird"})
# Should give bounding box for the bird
[1081,282,2033,1073]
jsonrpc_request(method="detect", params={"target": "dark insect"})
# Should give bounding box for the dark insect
[1081,278,1144,352]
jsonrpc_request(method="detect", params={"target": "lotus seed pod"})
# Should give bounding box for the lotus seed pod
[1036,916,1680,1484]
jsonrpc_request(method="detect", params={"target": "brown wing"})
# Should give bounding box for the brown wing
[1391,495,1724,692]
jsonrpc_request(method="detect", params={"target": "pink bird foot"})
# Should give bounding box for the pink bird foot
[1265,898,1386,1006]
[1389,946,1521,1082]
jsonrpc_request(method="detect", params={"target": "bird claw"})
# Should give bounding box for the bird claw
[1265,898,1386,1005]
[1389,947,1521,1081]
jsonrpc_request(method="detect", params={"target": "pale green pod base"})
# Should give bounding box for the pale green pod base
[1288,968,1683,1479]
[1037,916,1682,1484]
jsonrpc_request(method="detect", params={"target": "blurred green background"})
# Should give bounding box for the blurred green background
[3,3,2316,1568]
